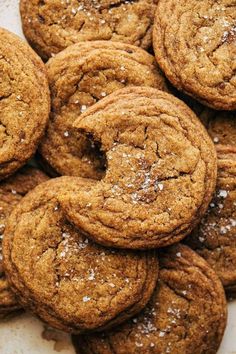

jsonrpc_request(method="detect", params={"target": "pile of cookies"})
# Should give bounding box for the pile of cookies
[0,0,235,353]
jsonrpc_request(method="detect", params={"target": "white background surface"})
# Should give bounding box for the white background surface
[0,1,235,353]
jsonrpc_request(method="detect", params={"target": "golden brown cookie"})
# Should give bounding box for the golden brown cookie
[0,166,49,318]
[59,87,217,249]
[0,28,50,180]
[200,110,236,146]
[174,93,236,146]
[73,244,227,354]
[186,145,236,297]
[153,0,236,110]
[3,177,158,333]
[20,0,158,61]
[39,41,167,179]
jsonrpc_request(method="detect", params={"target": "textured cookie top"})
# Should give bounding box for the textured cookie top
[153,0,236,110]
[186,145,236,294]
[59,87,217,249]
[74,244,227,354]
[20,0,157,60]
[3,177,158,333]
[0,166,48,317]
[202,110,236,146]
[0,28,50,180]
[39,41,167,179]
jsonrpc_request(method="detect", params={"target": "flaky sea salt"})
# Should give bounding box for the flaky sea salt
[83,296,91,302]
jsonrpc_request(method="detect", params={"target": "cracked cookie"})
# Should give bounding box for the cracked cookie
[185,145,236,297]
[59,87,217,249]
[153,0,236,110]
[3,177,158,333]
[39,41,167,179]
[20,0,158,61]
[0,28,50,180]
[73,244,227,354]
[0,166,49,318]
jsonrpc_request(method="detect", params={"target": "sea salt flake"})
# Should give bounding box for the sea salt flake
[219,189,228,198]
[230,219,236,227]
[64,131,69,137]
[88,269,95,281]
[83,296,91,302]
[176,252,181,258]
[81,105,87,113]
[220,226,227,234]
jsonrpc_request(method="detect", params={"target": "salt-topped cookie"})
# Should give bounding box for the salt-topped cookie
[153,0,236,110]
[0,166,48,318]
[20,0,158,60]
[73,244,227,354]
[59,87,217,249]
[186,145,236,297]
[39,41,167,178]
[0,28,50,180]
[3,177,158,332]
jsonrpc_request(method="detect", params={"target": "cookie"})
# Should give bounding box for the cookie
[20,0,158,61]
[73,244,227,354]
[59,87,217,249]
[173,92,236,146]
[0,166,49,318]
[200,110,236,146]
[185,145,236,297]
[0,28,50,180]
[35,152,60,178]
[3,177,158,333]
[153,0,236,110]
[39,41,167,179]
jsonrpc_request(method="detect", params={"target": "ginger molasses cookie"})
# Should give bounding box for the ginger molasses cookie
[59,87,217,249]
[0,166,49,318]
[0,28,50,180]
[20,0,157,61]
[3,177,158,333]
[166,92,236,146]
[60,87,216,248]
[73,244,227,354]
[153,0,236,110]
[186,145,236,297]
[39,41,167,179]
[200,110,236,146]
